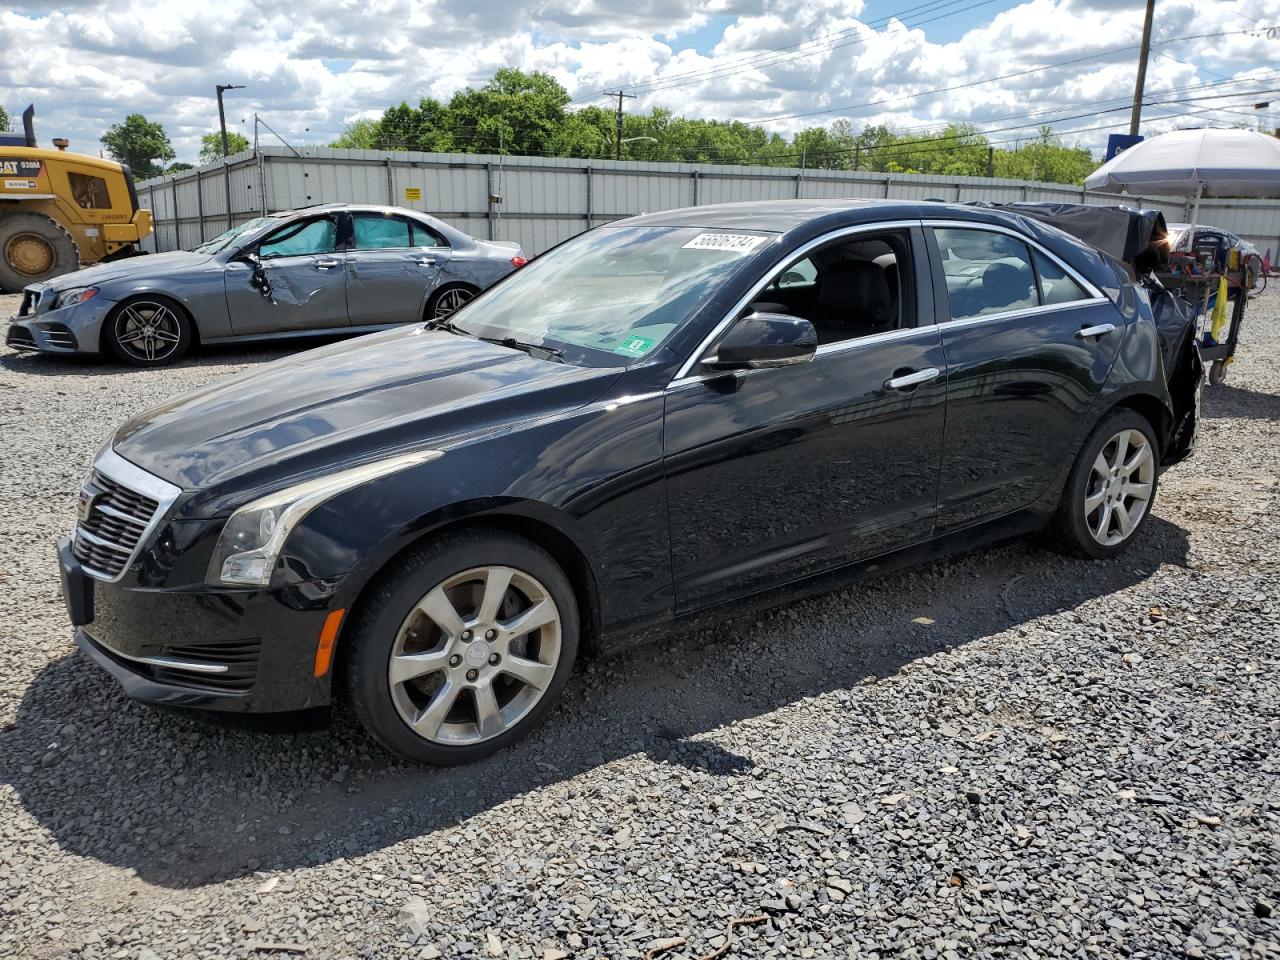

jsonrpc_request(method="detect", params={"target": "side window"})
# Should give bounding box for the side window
[353,215,412,250]
[776,258,817,289]
[934,228,1037,320]
[257,218,338,258]
[1033,250,1089,305]
[411,222,446,248]
[744,232,911,346]
[68,172,110,209]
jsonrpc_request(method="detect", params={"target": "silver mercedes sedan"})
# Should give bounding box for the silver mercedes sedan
[6,203,527,366]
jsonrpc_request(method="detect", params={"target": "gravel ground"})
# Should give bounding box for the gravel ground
[1,290,1277,960]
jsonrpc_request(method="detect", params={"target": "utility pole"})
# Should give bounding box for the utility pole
[603,90,636,161]
[1129,0,1156,135]
[216,84,245,156]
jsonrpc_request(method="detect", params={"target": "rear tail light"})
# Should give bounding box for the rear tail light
[511,256,528,268]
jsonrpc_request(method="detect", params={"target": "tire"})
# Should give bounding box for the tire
[426,284,478,323]
[343,528,580,765]
[1208,359,1228,386]
[104,296,194,367]
[1052,409,1160,559]
[0,213,80,291]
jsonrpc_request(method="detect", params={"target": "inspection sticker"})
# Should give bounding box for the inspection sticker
[682,232,767,254]
[614,335,656,357]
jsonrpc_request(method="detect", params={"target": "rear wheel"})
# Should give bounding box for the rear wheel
[344,529,579,765]
[1052,409,1159,558]
[0,214,80,291]
[427,285,477,323]
[104,296,193,367]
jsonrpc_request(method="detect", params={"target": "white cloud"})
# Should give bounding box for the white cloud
[1,0,1277,163]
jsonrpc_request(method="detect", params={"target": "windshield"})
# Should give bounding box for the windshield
[193,217,279,254]
[450,225,773,366]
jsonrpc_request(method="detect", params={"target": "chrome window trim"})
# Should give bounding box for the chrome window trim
[934,297,1107,332]
[922,218,1106,303]
[75,447,182,583]
[667,323,943,393]
[670,219,922,384]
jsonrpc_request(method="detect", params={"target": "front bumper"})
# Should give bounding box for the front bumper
[8,296,114,355]
[58,534,340,714]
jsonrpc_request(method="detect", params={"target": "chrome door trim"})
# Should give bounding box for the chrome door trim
[666,322,944,394]
[935,297,1108,333]
[670,219,923,385]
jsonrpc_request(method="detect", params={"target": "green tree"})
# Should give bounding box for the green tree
[100,114,175,179]
[198,131,250,164]
[445,68,571,154]
[330,118,383,149]
[0,105,9,132]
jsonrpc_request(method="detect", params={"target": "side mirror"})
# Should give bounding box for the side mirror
[703,313,817,370]
[239,252,273,300]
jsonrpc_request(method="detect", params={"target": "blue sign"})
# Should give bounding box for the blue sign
[1105,134,1144,161]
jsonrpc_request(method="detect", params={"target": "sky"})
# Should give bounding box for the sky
[1,0,1278,165]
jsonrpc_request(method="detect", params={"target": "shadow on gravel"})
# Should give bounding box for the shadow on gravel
[1202,382,1280,422]
[0,517,1189,889]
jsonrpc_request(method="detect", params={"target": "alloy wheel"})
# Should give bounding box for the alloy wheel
[1084,428,1154,546]
[388,565,562,746]
[114,301,183,363]
[432,288,473,321]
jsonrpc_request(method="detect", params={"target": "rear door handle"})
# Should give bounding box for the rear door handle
[1076,322,1116,339]
[884,367,941,391]
[314,258,340,270]
[412,256,437,266]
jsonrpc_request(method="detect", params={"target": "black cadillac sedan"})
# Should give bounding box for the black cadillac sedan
[59,199,1199,764]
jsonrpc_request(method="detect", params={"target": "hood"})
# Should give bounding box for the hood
[112,326,621,509]
[39,251,215,291]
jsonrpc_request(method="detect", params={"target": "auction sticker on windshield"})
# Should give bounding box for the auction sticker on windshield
[614,335,656,357]
[682,233,768,254]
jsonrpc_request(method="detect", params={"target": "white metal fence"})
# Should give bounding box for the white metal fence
[137,146,1280,258]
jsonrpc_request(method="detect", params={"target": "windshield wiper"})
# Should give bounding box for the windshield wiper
[425,317,477,338]
[484,336,565,363]
[426,320,564,362]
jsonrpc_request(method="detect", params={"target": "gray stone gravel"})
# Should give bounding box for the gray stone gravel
[1,290,1278,960]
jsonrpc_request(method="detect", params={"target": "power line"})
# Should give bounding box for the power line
[739,27,1272,125]
[631,0,1008,94]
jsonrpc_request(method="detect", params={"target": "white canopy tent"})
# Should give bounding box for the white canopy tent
[1085,128,1280,226]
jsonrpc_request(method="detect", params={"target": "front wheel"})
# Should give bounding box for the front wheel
[1052,410,1159,559]
[105,296,193,367]
[343,529,579,765]
[1208,359,1228,386]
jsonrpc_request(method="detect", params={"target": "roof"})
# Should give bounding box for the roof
[620,198,1020,234]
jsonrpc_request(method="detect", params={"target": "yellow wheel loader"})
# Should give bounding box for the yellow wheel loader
[0,106,154,292]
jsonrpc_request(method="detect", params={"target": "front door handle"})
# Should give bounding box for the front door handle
[884,367,941,391]
[1076,322,1116,339]
[313,258,340,270]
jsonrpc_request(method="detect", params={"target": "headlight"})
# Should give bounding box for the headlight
[207,449,443,587]
[54,286,98,309]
